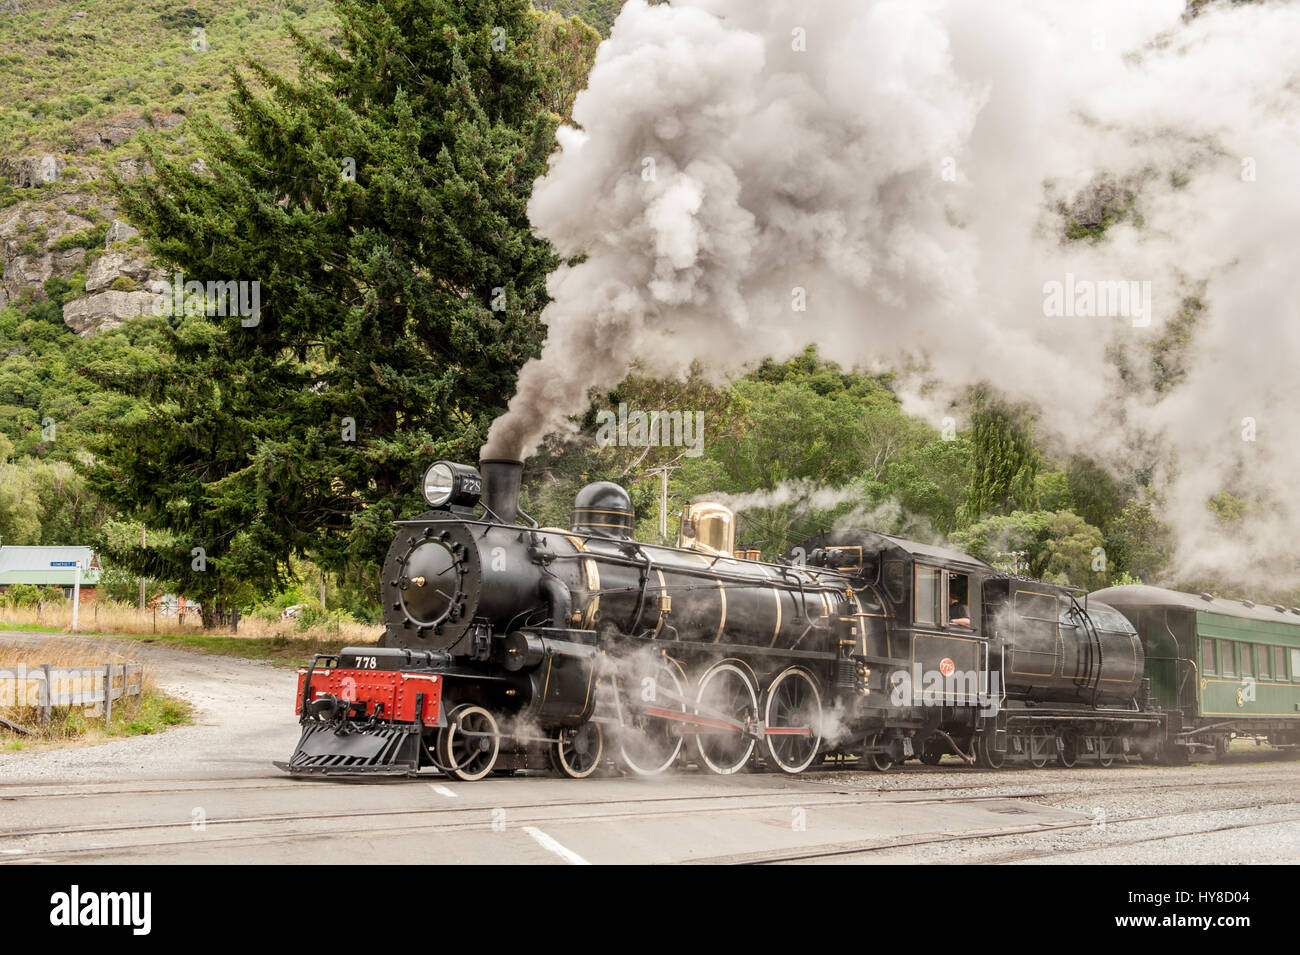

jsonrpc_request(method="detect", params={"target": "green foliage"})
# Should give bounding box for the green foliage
[1105,498,1170,582]
[50,224,109,252]
[1207,492,1247,525]
[1149,296,1206,393]
[114,693,194,737]
[98,565,168,604]
[951,509,1107,588]
[0,583,43,608]
[523,349,973,558]
[533,0,626,36]
[532,9,601,123]
[0,0,339,156]
[964,395,1039,523]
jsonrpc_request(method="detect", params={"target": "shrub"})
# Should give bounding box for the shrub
[2,584,43,608]
[50,224,108,252]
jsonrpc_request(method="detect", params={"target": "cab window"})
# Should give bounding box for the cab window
[914,565,940,625]
[946,572,972,628]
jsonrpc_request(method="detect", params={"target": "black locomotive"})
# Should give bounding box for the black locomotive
[279,458,1169,778]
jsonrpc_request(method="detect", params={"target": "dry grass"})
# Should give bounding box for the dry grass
[0,637,192,750]
[0,601,377,644]
[0,601,382,671]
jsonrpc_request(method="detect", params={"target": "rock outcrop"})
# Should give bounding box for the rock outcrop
[73,113,183,153]
[62,290,158,336]
[105,219,140,246]
[85,251,153,292]
[0,206,96,304]
[0,155,66,188]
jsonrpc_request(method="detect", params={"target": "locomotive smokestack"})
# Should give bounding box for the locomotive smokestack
[480,458,523,525]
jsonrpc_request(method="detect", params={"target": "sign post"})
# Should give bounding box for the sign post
[51,559,81,631]
[71,562,81,632]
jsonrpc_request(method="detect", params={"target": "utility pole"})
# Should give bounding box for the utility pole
[138,526,146,610]
[647,467,673,544]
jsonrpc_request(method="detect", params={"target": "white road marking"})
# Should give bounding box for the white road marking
[429,784,458,798]
[523,826,590,865]
[0,850,26,855]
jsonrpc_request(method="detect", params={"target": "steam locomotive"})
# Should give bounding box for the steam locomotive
[283,457,1265,778]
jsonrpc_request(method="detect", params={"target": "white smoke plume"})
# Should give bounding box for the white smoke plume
[703,478,862,514]
[484,0,1300,588]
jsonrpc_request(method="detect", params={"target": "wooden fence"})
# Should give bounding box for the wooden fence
[0,663,143,725]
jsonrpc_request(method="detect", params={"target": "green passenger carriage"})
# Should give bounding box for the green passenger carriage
[1090,585,1300,761]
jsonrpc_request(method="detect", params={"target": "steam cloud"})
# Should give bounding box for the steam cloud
[483,0,1300,587]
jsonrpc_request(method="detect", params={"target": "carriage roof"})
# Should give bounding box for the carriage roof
[1091,583,1300,627]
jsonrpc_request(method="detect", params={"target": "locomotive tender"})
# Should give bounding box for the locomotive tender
[279,459,1294,778]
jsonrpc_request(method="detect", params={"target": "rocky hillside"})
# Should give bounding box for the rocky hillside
[0,0,341,335]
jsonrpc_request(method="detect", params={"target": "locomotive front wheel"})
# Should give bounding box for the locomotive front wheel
[919,743,943,766]
[762,667,823,775]
[617,656,688,776]
[693,661,759,775]
[436,704,500,781]
[551,722,604,779]
[866,733,894,772]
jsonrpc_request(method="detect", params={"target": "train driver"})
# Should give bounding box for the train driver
[948,585,971,628]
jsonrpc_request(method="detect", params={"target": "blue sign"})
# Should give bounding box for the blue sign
[49,561,78,567]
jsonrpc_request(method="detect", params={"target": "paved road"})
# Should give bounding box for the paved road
[1,631,1297,864]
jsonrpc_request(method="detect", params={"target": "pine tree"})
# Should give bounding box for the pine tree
[963,396,1040,524]
[85,0,558,624]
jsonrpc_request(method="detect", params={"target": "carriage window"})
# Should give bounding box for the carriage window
[1277,647,1288,681]
[1257,645,1270,679]
[1219,641,1235,676]
[914,565,940,625]
[1240,644,1254,678]
[1201,638,1216,673]
[946,572,971,628]
[1291,648,1300,681]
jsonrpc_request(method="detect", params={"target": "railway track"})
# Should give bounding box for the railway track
[0,787,1049,844]
[688,801,1300,864]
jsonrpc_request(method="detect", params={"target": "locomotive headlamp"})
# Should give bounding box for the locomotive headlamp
[422,461,483,509]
